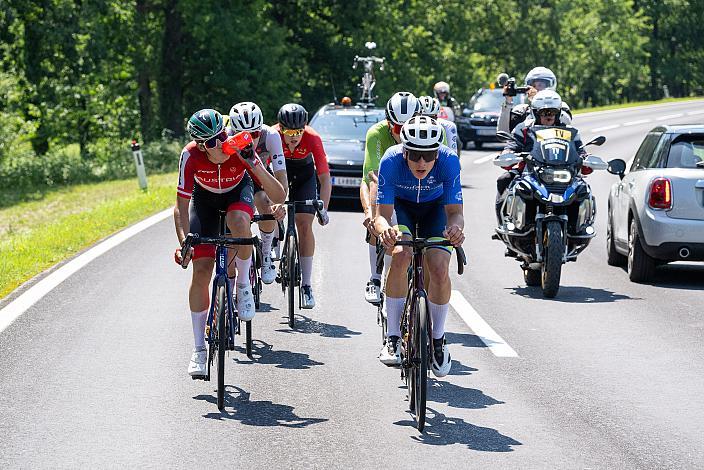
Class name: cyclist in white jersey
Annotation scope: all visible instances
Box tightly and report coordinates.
[418,95,459,155]
[228,102,288,284]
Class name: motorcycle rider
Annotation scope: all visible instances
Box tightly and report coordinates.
[433,81,460,122]
[497,67,572,134]
[495,90,588,229]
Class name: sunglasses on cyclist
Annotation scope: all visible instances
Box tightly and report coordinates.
[537,109,557,117]
[405,149,438,163]
[281,128,304,137]
[203,130,228,149]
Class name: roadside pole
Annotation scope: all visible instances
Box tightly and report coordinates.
[130,139,148,190]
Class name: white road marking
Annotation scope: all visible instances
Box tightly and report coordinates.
[0,208,172,334]
[687,110,704,116]
[449,290,518,357]
[623,119,652,126]
[474,154,496,165]
[591,124,620,132]
[656,113,683,121]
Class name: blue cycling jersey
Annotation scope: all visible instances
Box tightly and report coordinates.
[376,144,463,205]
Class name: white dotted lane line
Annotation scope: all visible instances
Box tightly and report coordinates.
[591,124,621,132]
[656,113,684,121]
[623,119,652,126]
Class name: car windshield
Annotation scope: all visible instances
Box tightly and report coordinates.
[667,135,704,169]
[473,91,504,111]
[310,110,385,141]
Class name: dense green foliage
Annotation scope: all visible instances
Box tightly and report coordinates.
[1,0,702,192]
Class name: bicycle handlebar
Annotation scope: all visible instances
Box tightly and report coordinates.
[284,199,324,212]
[252,214,276,223]
[180,233,256,269]
[393,239,467,275]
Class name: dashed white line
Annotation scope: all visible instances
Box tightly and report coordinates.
[623,119,652,126]
[449,290,518,357]
[591,124,620,132]
[656,113,683,121]
[0,208,172,334]
[474,154,496,165]
[687,110,704,116]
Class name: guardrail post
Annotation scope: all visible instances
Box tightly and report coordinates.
[130,139,148,190]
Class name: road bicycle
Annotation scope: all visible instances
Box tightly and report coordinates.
[393,238,465,432]
[353,41,384,104]
[276,199,324,328]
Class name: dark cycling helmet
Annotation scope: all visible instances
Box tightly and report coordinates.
[277,103,308,129]
[187,108,224,141]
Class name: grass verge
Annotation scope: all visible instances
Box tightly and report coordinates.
[0,173,177,300]
[573,96,702,115]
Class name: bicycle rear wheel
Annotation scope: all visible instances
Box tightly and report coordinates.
[250,242,262,310]
[412,295,429,431]
[216,284,227,411]
[286,234,297,328]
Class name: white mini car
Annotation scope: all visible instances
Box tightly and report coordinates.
[607,125,704,282]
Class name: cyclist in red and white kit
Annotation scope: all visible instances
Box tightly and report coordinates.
[271,103,331,309]
[228,102,288,284]
[174,108,285,377]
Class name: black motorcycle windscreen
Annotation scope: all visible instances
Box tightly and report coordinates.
[529,126,580,165]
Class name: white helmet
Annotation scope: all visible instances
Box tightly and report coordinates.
[229,102,263,132]
[418,96,441,116]
[385,92,420,125]
[400,116,444,151]
[433,81,450,95]
[524,67,557,91]
[531,90,562,115]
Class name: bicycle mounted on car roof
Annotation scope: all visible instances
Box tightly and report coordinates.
[353,41,385,105]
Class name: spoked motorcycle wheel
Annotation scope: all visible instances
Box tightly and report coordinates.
[541,220,564,298]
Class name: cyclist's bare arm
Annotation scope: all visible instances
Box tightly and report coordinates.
[174,196,190,245]
[374,203,399,250]
[248,158,286,204]
[443,203,465,246]
[318,172,332,209]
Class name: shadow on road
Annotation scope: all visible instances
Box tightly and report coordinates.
[394,408,521,452]
[428,379,504,410]
[234,340,324,369]
[275,314,362,339]
[506,285,635,303]
[631,263,704,291]
[196,386,328,426]
[446,331,490,350]
[255,302,279,313]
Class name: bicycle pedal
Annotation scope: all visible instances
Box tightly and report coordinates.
[491,233,500,240]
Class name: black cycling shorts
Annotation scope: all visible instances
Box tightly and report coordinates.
[188,175,255,259]
[286,155,318,215]
[394,196,450,253]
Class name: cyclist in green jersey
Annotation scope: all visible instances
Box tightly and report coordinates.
[360,92,420,304]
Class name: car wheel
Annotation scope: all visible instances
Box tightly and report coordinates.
[474,141,483,150]
[462,139,471,150]
[606,208,626,267]
[627,218,655,282]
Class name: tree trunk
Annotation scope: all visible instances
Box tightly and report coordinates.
[136,0,154,142]
[158,0,184,137]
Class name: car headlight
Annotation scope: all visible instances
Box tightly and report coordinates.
[539,168,572,184]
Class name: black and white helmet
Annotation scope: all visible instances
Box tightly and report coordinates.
[418,95,441,116]
[531,90,562,114]
[229,102,263,132]
[277,103,308,129]
[524,67,557,91]
[385,92,420,125]
[400,116,443,151]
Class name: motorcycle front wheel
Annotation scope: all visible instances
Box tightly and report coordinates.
[541,220,563,298]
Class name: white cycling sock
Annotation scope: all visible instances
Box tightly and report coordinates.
[385,296,405,338]
[428,300,449,339]
[382,254,392,287]
[235,255,252,287]
[300,256,313,286]
[369,244,381,281]
[191,309,208,350]
[260,229,275,259]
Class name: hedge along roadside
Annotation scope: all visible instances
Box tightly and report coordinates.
[0,172,178,299]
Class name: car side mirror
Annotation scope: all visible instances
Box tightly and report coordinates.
[496,130,512,142]
[607,158,627,179]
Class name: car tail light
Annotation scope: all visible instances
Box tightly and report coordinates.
[648,177,672,210]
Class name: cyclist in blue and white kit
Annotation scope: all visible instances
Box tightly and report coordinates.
[374,116,465,377]
[228,102,288,284]
[418,95,459,154]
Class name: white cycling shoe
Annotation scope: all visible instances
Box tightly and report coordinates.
[236,284,255,321]
[379,335,401,366]
[261,256,276,285]
[365,279,381,304]
[188,348,207,377]
[431,336,452,377]
[301,285,315,309]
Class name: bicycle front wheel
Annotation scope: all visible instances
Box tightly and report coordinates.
[286,234,297,328]
[412,295,429,431]
[216,284,227,411]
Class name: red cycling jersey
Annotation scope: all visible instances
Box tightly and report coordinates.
[177,141,250,199]
[272,124,330,175]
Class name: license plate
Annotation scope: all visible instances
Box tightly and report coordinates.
[332,176,362,188]
[476,128,496,136]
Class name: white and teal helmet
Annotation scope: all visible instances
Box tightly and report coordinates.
[187,108,224,141]
[418,95,441,116]
[229,102,263,132]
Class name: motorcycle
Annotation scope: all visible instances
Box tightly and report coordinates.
[493,126,625,298]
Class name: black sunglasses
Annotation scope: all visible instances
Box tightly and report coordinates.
[203,130,228,149]
[405,149,438,163]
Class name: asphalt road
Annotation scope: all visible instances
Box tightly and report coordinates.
[1,100,703,468]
